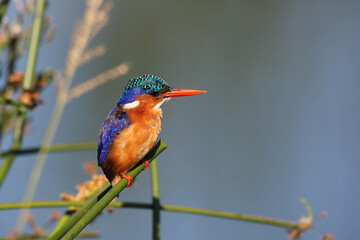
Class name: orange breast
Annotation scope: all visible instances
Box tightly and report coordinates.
[101,95,163,182]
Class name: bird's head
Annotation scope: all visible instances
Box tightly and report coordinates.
[118,74,206,110]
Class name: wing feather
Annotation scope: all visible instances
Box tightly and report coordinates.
[97,106,130,166]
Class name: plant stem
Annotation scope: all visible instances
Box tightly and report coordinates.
[13,0,47,232]
[299,197,313,220]
[47,186,111,240]
[0,200,153,210]
[0,0,9,24]
[0,97,26,108]
[150,159,161,240]
[161,205,298,229]
[61,173,137,239]
[59,140,167,240]
[47,140,167,240]
[22,0,46,90]
[0,107,17,143]
[0,231,100,240]
[0,201,298,230]
[50,209,76,234]
[0,141,97,157]
[17,0,106,232]
[0,107,27,187]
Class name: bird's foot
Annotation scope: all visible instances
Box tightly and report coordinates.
[120,173,133,187]
[142,159,149,170]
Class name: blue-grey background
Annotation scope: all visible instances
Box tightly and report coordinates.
[1,1,359,239]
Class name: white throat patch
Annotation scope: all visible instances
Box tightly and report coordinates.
[154,98,170,110]
[123,100,140,109]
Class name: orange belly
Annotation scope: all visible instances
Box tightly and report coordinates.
[101,112,162,182]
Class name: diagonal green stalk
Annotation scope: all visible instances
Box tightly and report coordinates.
[48,140,167,240]
[0,141,97,157]
[48,140,166,240]
[59,140,167,240]
[150,159,161,240]
[50,209,76,235]
[0,106,27,187]
[47,186,111,240]
[0,231,100,240]
[47,185,112,240]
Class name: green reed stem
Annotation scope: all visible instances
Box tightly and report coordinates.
[50,209,76,234]
[0,0,9,24]
[150,159,161,240]
[48,140,167,240]
[22,0,46,89]
[0,107,17,149]
[0,231,99,240]
[17,1,105,232]
[0,201,298,230]
[0,141,97,157]
[0,107,27,187]
[47,185,112,240]
[0,0,44,191]
[0,97,26,108]
[299,197,313,220]
[161,205,298,229]
[0,200,152,210]
[14,1,49,232]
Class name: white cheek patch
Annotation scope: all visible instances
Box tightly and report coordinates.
[154,98,171,110]
[123,100,140,109]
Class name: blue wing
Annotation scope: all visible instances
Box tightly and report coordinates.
[97,106,130,166]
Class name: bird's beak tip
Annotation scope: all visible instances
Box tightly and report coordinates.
[163,88,207,97]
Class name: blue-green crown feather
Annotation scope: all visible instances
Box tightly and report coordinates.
[118,74,168,104]
[124,74,168,92]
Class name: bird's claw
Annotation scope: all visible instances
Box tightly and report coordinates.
[120,173,133,187]
[142,159,149,170]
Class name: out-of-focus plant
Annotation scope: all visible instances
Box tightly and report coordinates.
[0,0,56,188]
[15,0,130,234]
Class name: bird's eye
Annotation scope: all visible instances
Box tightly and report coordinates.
[150,91,160,97]
[159,86,169,94]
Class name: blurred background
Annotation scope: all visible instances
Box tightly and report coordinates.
[1,0,359,239]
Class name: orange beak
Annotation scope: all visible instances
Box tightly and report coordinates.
[162,88,206,97]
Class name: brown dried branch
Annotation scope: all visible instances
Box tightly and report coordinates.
[78,45,106,65]
[67,62,130,102]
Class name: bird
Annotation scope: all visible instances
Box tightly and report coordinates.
[97,74,206,187]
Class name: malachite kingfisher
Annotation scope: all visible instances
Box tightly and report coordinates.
[97,74,206,187]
